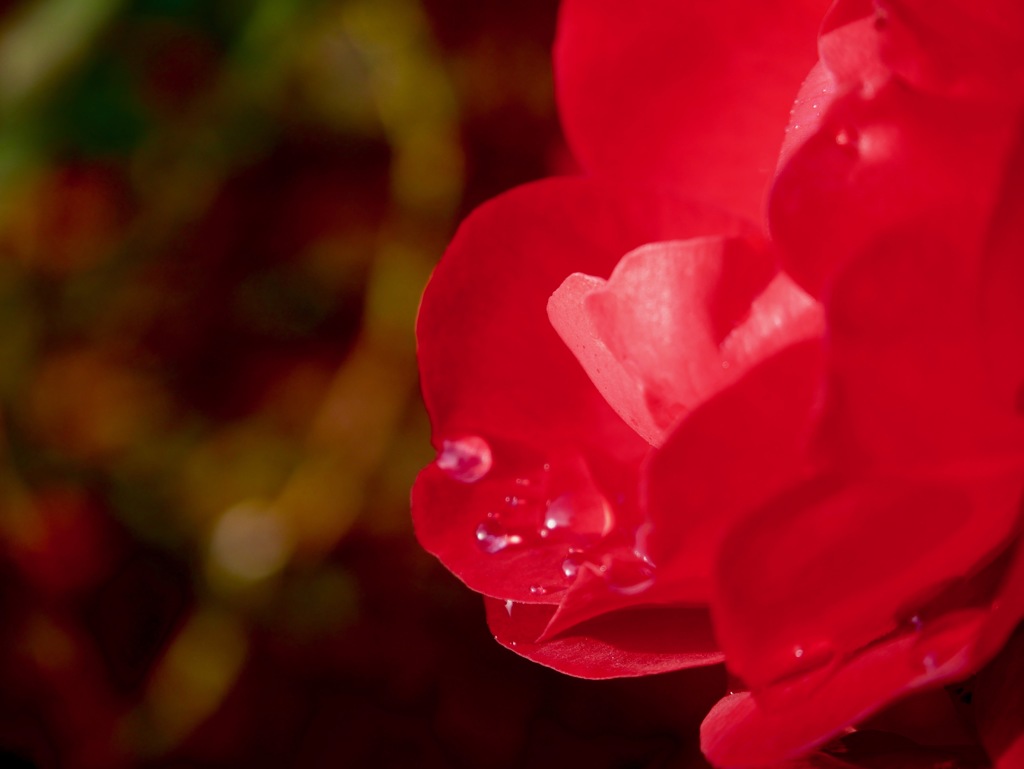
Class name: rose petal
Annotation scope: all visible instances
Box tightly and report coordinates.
[771,71,1017,298]
[642,340,825,602]
[975,627,1024,769]
[712,469,1022,697]
[415,178,751,603]
[873,0,1024,103]
[819,232,1022,468]
[702,611,992,767]
[555,0,831,222]
[485,597,722,680]
[549,238,822,446]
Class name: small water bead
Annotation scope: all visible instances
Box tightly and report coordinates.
[561,550,587,580]
[529,585,548,596]
[504,599,514,616]
[437,436,493,483]
[475,518,523,554]
[753,641,840,711]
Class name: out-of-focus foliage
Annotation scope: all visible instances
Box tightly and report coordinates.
[0,1,615,767]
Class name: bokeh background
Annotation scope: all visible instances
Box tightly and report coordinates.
[0,2,723,767]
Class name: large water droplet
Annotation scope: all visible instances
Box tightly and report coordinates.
[437,436,493,483]
[601,558,655,595]
[753,641,840,711]
[542,491,613,540]
[475,518,522,554]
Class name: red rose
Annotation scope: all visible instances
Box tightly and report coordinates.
[414,1,1024,767]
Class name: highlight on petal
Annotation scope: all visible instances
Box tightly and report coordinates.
[548,237,822,447]
[555,0,831,221]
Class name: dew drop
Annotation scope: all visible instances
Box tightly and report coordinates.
[603,559,655,595]
[504,599,514,616]
[437,436,493,483]
[475,519,522,554]
[561,550,586,580]
[529,585,548,596]
[542,491,613,539]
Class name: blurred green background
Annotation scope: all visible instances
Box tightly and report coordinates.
[0,2,723,767]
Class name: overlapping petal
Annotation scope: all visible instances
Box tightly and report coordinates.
[548,238,821,447]
[642,340,824,602]
[484,597,722,679]
[555,0,830,222]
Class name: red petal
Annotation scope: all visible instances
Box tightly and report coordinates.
[642,340,825,602]
[975,628,1024,769]
[555,0,830,222]
[982,127,1024,421]
[549,238,822,446]
[485,597,722,680]
[702,614,990,767]
[874,0,1024,103]
[712,471,1021,698]
[819,232,1021,468]
[415,178,750,603]
[771,73,1017,298]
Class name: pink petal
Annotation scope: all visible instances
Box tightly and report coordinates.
[485,596,722,680]
[555,0,831,222]
[549,238,822,446]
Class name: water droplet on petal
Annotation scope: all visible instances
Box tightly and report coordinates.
[475,519,522,554]
[504,599,514,616]
[561,550,586,580]
[542,491,613,540]
[529,585,548,596]
[437,436,492,483]
[603,558,655,595]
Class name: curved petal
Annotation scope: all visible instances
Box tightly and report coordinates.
[555,0,831,222]
[818,232,1022,468]
[771,69,1017,298]
[485,597,722,679]
[548,237,822,446]
[642,340,825,602]
[873,0,1024,104]
[712,470,1022,699]
[414,177,752,603]
[702,610,993,767]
